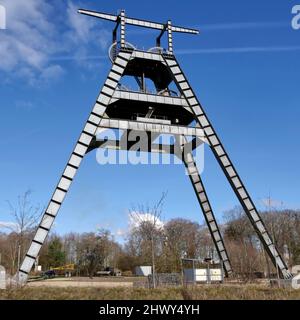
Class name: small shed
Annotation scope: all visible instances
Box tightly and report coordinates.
[135,266,152,277]
[0,265,6,289]
[292,274,300,290]
[184,268,223,284]
[291,265,300,275]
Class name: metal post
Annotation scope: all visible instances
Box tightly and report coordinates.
[220,258,224,283]
[156,26,166,48]
[271,224,281,287]
[167,20,173,54]
[113,26,117,44]
[207,262,211,284]
[180,258,184,286]
[142,72,145,92]
[120,10,126,48]
[151,236,156,288]
[17,244,21,286]
[192,259,195,285]
[268,195,281,286]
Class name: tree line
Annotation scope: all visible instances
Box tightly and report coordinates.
[0,192,300,279]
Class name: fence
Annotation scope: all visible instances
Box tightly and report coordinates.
[133,273,182,288]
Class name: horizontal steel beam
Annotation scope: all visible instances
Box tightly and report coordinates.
[112,90,188,107]
[130,50,166,63]
[89,131,203,153]
[97,119,207,140]
[90,139,175,154]
[78,9,199,34]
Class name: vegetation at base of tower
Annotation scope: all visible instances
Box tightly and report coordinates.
[223,206,300,279]
[46,236,66,269]
[1,285,300,300]
[128,192,167,287]
[0,191,42,274]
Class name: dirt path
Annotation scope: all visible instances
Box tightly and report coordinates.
[28,278,133,288]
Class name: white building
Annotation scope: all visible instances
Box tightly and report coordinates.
[135,266,152,277]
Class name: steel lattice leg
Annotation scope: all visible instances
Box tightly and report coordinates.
[16,51,133,284]
[179,138,232,276]
[164,55,291,279]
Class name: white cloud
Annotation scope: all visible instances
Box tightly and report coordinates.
[0,221,20,232]
[63,1,110,70]
[176,45,300,55]
[67,2,95,43]
[129,212,164,230]
[115,228,127,237]
[0,0,54,76]
[0,0,110,84]
[15,100,34,111]
[40,64,65,82]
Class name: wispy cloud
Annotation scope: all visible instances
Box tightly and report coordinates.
[115,228,127,237]
[129,212,164,230]
[0,221,20,232]
[48,54,107,62]
[118,21,288,35]
[176,45,300,55]
[0,1,294,83]
[15,100,35,111]
[199,21,287,31]
[47,45,300,63]
[0,0,110,85]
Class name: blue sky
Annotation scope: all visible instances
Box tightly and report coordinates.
[0,0,300,241]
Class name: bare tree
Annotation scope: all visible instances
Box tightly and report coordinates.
[75,229,118,278]
[223,206,261,280]
[163,218,203,272]
[129,192,167,288]
[5,190,42,274]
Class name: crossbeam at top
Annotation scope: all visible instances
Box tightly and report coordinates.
[78,8,199,35]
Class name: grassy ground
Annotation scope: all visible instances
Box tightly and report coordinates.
[1,285,300,300]
[28,276,143,282]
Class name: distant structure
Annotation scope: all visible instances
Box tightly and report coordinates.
[0,265,6,289]
[135,266,152,277]
[16,8,292,284]
[292,265,300,275]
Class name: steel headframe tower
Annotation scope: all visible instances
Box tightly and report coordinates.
[16,8,292,284]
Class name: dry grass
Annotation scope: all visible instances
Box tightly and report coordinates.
[1,285,300,300]
[180,285,300,300]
